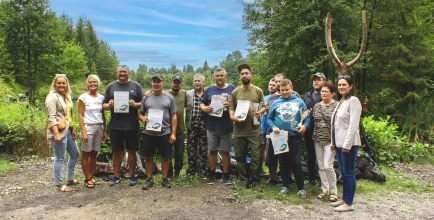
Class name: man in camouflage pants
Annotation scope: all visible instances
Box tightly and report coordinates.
[186,73,207,178]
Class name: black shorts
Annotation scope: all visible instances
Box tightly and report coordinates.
[142,133,172,158]
[265,138,279,167]
[109,129,139,152]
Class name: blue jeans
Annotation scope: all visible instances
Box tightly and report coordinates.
[51,129,80,185]
[335,146,359,206]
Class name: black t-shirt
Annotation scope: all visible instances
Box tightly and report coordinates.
[103,80,144,130]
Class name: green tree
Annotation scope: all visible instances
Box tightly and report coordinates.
[202,60,210,72]
[186,64,194,72]
[59,42,88,83]
[95,40,118,83]
[219,50,246,85]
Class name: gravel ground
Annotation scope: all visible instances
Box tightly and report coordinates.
[1,156,434,220]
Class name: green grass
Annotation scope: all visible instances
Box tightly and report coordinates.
[0,155,16,173]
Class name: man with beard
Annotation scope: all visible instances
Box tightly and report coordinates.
[103,65,144,187]
[200,68,236,185]
[186,73,208,178]
[166,75,187,179]
[139,74,177,190]
[229,64,265,191]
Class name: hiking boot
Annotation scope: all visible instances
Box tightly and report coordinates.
[142,178,154,190]
[306,180,317,187]
[128,176,137,186]
[278,187,289,195]
[207,172,215,185]
[161,178,172,188]
[298,190,307,199]
[252,182,263,192]
[266,178,278,186]
[109,176,121,186]
[223,174,233,185]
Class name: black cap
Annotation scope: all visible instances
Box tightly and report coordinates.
[172,75,183,82]
[152,74,164,81]
[237,64,251,73]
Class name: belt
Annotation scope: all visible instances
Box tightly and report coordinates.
[85,123,103,126]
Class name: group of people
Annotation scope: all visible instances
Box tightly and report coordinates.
[45,64,361,212]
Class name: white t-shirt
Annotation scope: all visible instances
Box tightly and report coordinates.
[78,93,104,124]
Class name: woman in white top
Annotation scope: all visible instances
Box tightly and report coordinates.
[78,74,107,188]
[330,75,362,212]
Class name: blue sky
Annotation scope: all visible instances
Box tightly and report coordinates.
[49,0,253,72]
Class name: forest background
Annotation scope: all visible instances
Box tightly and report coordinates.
[0,0,433,165]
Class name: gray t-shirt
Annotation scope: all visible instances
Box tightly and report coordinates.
[103,80,144,130]
[140,93,177,136]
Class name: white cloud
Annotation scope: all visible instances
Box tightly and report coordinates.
[95,27,177,38]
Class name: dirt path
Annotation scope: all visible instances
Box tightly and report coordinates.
[1,157,434,220]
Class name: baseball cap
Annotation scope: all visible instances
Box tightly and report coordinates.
[310,72,326,81]
[152,74,164,81]
[172,75,183,82]
[117,65,130,72]
[237,64,252,73]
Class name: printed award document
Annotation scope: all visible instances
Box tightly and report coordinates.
[114,91,129,113]
[209,96,225,117]
[270,130,289,155]
[234,100,250,121]
[146,109,164,132]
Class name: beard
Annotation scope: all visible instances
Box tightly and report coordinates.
[171,87,180,92]
[242,78,251,85]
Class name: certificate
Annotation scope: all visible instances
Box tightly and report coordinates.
[234,100,250,121]
[269,130,289,155]
[146,109,164,132]
[209,96,225,117]
[114,91,129,113]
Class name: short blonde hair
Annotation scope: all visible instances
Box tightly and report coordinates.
[87,74,101,90]
[280,79,293,87]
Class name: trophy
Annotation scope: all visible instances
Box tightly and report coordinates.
[250,102,261,125]
[295,107,311,131]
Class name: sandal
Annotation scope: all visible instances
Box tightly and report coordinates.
[317,192,328,199]
[66,179,81,186]
[329,194,338,202]
[90,177,100,185]
[57,185,73,192]
[85,179,95,188]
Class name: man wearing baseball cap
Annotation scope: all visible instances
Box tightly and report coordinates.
[102,65,144,187]
[230,64,266,191]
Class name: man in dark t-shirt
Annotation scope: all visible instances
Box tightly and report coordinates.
[103,65,144,187]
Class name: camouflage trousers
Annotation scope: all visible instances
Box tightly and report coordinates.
[187,117,208,175]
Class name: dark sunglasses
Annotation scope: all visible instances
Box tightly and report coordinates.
[338,75,351,79]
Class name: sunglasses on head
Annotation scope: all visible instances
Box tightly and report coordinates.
[338,75,351,79]
[55,74,66,77]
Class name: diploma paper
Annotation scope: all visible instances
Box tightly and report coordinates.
[114,91,129,113]
[234,100,250,121]
[270,130,289,155]
[209,96,225,117]
[146,109,164,132]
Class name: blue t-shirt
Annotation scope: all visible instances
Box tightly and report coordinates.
[266,94,310,137]
[261,94,270,133]
[201,84,236,132]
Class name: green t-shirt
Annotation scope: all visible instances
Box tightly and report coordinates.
[167,90,186,134]
[229,85,265,137]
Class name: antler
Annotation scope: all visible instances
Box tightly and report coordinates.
[326,10,367,75]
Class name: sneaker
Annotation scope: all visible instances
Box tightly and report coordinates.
[298,190,307,199]
[207,172,215,185]
[252,182,263,192]
[202,173,208,180]
[306,181,317,187]
[109,176,121,186]
[128,176,137,186]
[278,187,289,195]
[223,174,233,185]
[142,178,154,190]
[161,178,172,188]
[266,178,278,186]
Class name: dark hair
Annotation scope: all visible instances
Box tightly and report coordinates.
[337,76,356,100]
[322,81,335,94]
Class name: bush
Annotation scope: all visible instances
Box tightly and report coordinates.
[0,103,51,156]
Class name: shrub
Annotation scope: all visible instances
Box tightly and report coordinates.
[0,103,51,156]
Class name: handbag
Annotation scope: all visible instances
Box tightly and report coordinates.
[47,95,68,131]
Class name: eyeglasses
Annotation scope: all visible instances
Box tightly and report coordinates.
[338,75,351,79]
[55,74,66,77]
